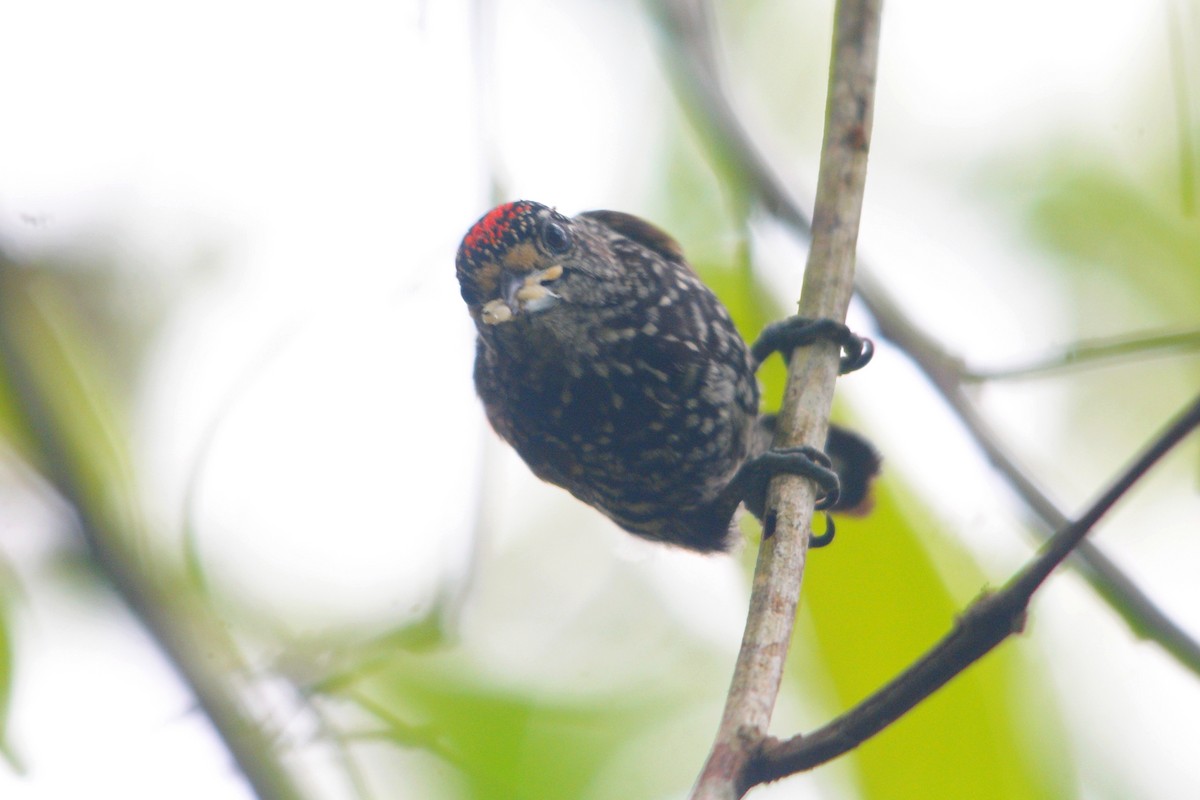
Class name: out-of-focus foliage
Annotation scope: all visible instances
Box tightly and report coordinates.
[799,485,1071,799]
[982,130,1200,489]
[304,538,740,799]
[0,258,145,773]
[0,267,136,519]
[1021,155,1200,322]
[349,659,683,800]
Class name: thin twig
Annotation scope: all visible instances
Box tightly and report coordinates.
[646,0,1200,678]
[858,270,1200,672]
[675,1,882,798]
[960,327,1200,382]
[749,391,1200,784]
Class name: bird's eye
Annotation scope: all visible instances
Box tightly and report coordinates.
[540,221,572,254]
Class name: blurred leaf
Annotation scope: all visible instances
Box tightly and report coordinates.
[1025,163,1200,323]
[656,116,750,245]
[0,265,137,523]
[306,531,741,799]
[792,479,1072,799]
[988,139,1200,489]
[0,258,148,775]
[0,259,142,772]
[346,655,697,800]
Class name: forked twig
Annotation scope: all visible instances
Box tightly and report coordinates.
[749,392,1200,785]
[645,0,1200,792]
[681,1,882,797]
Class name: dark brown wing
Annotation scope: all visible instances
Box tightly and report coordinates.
[578,210,687,264]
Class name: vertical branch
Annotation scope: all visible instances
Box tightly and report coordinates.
[689,2,882,798]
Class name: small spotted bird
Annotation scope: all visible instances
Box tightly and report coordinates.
[456,201,877,552]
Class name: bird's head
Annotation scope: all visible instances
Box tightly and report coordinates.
[455,201,578,327]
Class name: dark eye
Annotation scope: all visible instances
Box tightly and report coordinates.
[540,221,572,254]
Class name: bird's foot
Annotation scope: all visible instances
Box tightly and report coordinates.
[734,445,841,548]
[751,317,874,375]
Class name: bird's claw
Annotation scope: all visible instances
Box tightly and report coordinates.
[809,514,836,548]
[743,445,842,510]
[737,445,842,549]
[751,317,874,375]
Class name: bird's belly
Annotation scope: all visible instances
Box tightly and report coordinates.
[485,359,752,518]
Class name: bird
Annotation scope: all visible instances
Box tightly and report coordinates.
[456,200,877,552]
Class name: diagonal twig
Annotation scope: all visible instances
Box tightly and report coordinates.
[0,259,312,800]
[749,391,1200,785]
[859,273,1200,672]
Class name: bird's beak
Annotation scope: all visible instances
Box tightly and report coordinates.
[481,265,563,326]
[516,264,563,313]
[501,271,527,309]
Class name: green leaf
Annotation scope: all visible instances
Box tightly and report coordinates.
[1024,163,1200,323]
[342,653,703,800]
[792,479,1072,799]
[0,267,137,525]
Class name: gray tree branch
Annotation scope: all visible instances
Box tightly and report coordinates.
[675,1,882,797]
